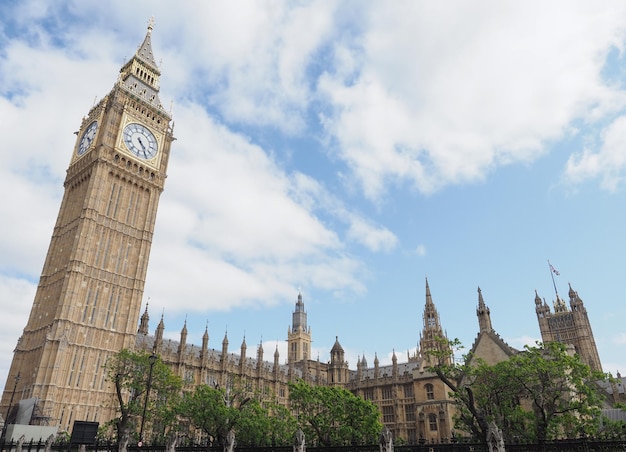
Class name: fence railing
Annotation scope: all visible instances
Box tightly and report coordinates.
[2,438,626,452]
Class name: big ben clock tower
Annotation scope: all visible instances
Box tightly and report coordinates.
[0,21,174,430]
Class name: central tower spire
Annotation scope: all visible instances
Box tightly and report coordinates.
[288,291,311,363]
[420,278,451,366]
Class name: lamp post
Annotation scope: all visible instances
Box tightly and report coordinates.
[138,353,157,446]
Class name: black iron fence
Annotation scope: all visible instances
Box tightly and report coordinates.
[2,438,626,452]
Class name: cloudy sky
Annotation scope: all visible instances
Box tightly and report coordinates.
[2,1,626,390]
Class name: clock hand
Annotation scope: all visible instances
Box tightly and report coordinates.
[136,137,149,157]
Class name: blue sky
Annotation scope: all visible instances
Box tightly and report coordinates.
[2,1,626,391]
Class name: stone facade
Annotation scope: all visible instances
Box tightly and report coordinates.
[535,284,603,372]
[134,280,459,444]
[0,23,174,430]
[0,21,607,446]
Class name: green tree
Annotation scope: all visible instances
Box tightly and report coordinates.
[179,383,298,447]
[233,399,272,446]
[468,358,534,442]
[423,337,490,442]
[288,380,382,446]
[178,384,238,447]
[236,398,299,446]
[426,338,609,443]
[483,341,607,442]
[265,403,300,446]
[104,349,182,448]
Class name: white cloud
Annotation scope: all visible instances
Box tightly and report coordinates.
[415,245,427,257]
[565,115,626,190]
[318,2,626,200]
[0,276,36,383]
[345,216,397,252]
[142,103,369,314]
[3,0,626,389]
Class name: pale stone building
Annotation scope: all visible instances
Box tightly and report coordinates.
[535,284,603,372]
[133,279,461,444]
[0,22,175,430]
[0,21,607,446]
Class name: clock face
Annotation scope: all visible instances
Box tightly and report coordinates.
[123,123,158,159]
[77,121,98,155]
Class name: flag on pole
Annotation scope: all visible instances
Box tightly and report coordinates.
[549,263,560,276]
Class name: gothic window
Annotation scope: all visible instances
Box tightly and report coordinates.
[67,352,78,386]
[75,351,86,387]
[404,384,414,398]
[382,405,395,423]
[92,354,101,388]
[382,386,393,399]
[405,404,416,422]
[363,388,374,400]
[425,383,434,400]
[82,287,93,322]
[428,413,438,431]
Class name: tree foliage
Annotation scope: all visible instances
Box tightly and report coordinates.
[178,381,297,447]
[236,399,298,446]
[473,341,607,442]
[423,337,491,442]
[426,338,610,443]
[178,384,241,447]
[288,380,382,446]
[104,349,182,445]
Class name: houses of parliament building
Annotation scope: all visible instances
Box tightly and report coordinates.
[0,23,609,444]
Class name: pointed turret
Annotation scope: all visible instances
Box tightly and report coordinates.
[117,19,167,112]
[392,349,398,378]
[178,320,188,355]
[374,353,380,379]
[273,344,280,373]
[420,278,451,365]
[221,331,229,369]
[240,335,247,368]
[135,18,159,70]
[138,302,150,335]
[568,283,584,311]
[202,324,209,350]
[200,324,209,361]
[476,286,493,333]
[288,291,311,363]
[330,336,344,362]
[293,292,307,332]
[154,314,165,353]
[257,341,264,370]
[329,336,347,385]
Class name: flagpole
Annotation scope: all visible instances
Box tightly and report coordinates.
[548,260,558,298]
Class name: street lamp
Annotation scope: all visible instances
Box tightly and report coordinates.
[138,353,157,446]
